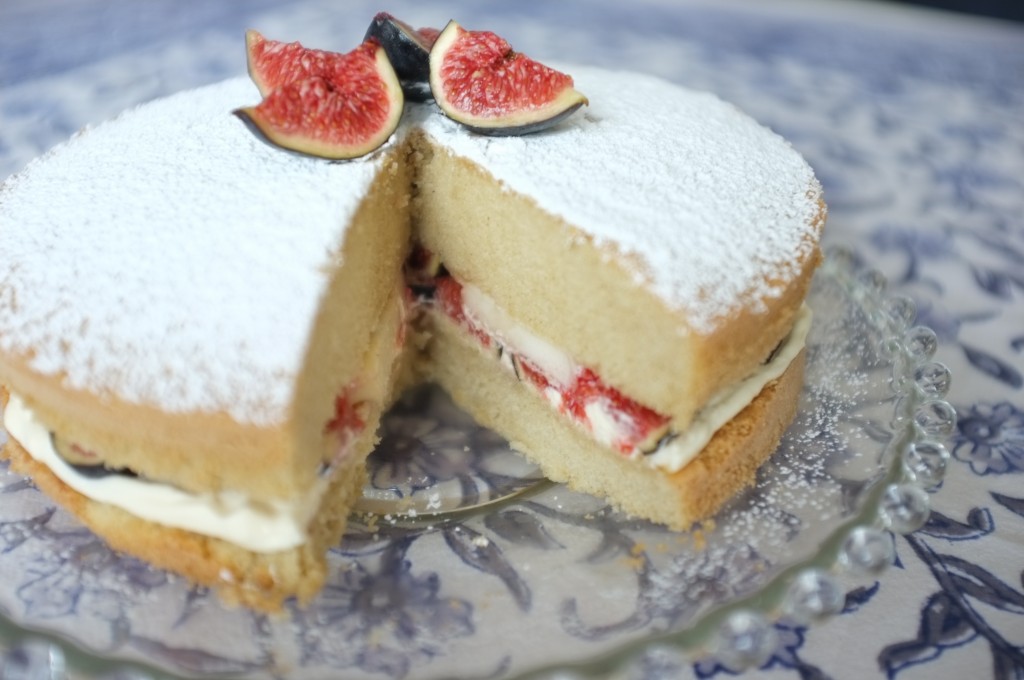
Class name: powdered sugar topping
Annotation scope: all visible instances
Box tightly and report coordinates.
[0,68,822,423]
[418,66,823,332]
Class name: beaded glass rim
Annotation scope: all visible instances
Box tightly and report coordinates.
[0,246,955,679]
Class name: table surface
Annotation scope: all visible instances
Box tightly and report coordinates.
[1,1,1023,678]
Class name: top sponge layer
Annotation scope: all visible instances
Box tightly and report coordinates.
[0,68,822,426]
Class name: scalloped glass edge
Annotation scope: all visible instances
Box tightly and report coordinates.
[0,246,956,680]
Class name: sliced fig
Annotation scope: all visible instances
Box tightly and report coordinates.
[236,38,404,160]
[363,12,439,102]
[428,20,588,136]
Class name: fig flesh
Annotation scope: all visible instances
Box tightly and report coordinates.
[363,12,439,102]
[428,20,588,136]
[245,30,347,97]
[236,37,404,160]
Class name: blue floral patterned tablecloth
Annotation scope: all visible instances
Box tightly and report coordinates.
[1,1,1023,678]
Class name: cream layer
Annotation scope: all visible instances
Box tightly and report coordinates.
[3,393,325,553]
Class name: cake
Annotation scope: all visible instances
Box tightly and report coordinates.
[0,34,825,610]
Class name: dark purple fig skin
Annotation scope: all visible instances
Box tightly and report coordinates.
[458,101,588,137]
[364,12,434,102]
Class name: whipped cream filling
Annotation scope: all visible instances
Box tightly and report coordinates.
[461,283,577,387]
[3,394,325,553]
[455,283,811,473]
[646,305,811,472]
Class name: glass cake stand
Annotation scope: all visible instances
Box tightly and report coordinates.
[0,248,956,679]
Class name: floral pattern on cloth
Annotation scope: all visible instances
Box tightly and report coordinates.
[1,0,1023,679]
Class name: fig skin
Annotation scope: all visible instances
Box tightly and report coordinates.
[453,103,587,137]
[429,20,588,136]
[363,12,437,102]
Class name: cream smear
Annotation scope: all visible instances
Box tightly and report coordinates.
[456,283,811,473]
[3,394,323,553]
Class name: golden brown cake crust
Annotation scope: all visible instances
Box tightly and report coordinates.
[0,259,409,613]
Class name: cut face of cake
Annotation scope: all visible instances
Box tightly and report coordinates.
[0,64,824,610]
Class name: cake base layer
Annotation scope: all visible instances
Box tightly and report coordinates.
[425,311,806,530]
[0,280,412,612]
[1,387,368,611]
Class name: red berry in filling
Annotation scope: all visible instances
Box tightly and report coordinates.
[324,389,367,438]
[433,274,670,455]
[435,276,492,348]
[565,368,670,452]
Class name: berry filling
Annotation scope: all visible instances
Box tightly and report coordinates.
[427,268,671,455]
[435,276,494,350]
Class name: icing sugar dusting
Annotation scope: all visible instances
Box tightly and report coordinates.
[0,78,384,425]
[418,66,823,332]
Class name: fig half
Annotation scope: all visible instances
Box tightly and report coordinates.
[236,37,404,160]
[428,20,588,136]
[363,12,439,102]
